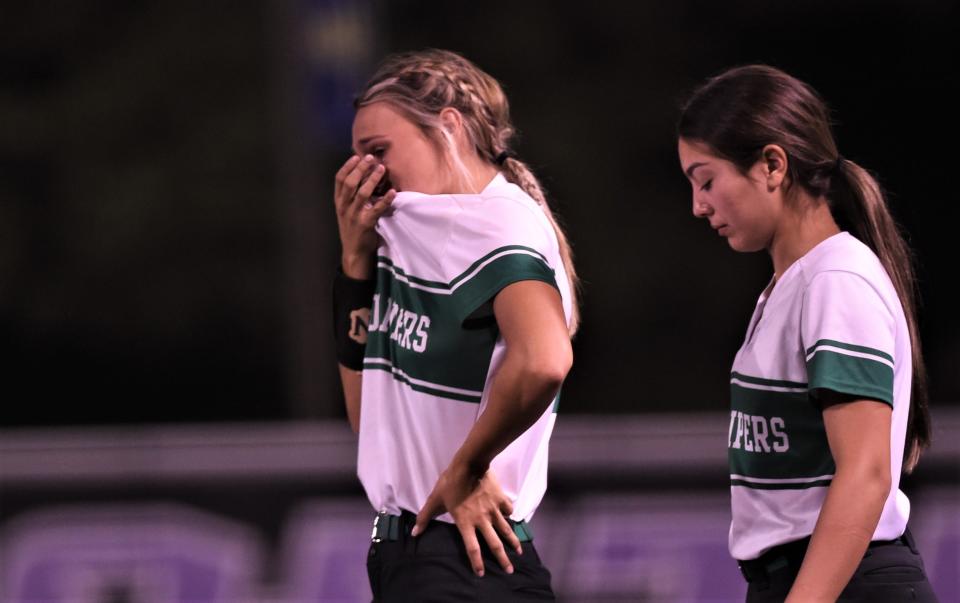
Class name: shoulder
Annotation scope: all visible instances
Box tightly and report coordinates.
[448,177,557,259]
[797,232,893,296]
[796,237,901,357]
[795,233,905,340]
[798,232,900,312]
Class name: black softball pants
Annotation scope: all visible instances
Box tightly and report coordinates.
[739,528,939,602]
[366,510,555,602]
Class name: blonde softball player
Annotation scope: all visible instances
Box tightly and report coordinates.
[332,49,577,601]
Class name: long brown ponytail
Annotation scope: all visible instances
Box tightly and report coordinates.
[832,159,930,470]
[678,65,930,471]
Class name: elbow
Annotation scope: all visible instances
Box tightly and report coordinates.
[837,459,891,504]
[532,365,569,394]
[874,469,892,498]
[523,342,573,393]
[866,472,892,512]
[864,458,893,496]
[864,471,892,505]
[553,344,574,385]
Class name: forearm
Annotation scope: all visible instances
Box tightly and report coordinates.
[787,469,890,602]
[334,252,375,435]
[450,350,567,476]
[332,153,390,433]
[339,364,362,433]
[342,252,375,280]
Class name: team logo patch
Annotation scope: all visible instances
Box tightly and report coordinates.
[349,307,371,344]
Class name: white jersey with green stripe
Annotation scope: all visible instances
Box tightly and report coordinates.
[729,231,911,560]
[357,173,573,524]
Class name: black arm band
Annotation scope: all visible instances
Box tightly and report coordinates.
[333,267,376,370]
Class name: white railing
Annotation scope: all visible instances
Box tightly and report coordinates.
[1,410,956,486]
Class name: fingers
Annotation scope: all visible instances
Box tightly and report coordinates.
[489,475,520,553]
[356,163,387,202]
[458,523,486,577]
[335,154,376,213]
[333,155,362,211]
[364,189,395,222]
[479,521,514,575]
[493,510,522,554]
[334,155,361,188]
[499,497,514,519]
[412,492,442,538]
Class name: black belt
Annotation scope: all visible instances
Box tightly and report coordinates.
[738,531,912,584]
[371,510,534,543]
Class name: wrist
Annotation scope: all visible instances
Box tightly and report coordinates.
[450,453,490,480]
[332,266,376,370]
[341,253,375,280]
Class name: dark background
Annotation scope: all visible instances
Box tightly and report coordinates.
[2,0,956,426]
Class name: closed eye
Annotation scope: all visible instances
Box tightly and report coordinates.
[700,179,712,192]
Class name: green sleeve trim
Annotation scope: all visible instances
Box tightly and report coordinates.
[806,350,894,407]
[449,245,551,288]
[451,252,558,323]
[805,339,893,363]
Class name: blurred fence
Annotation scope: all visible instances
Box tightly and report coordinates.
[2,411,957,602]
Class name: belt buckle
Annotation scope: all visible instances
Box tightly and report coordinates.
[371,510,387,543]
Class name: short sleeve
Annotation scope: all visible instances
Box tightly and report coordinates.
[800,271,896,406]
[442,197,559,324]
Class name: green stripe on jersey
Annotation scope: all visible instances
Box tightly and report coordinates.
[366,247,557,403]
[376,256,450,289]
[729,382,836,481]
[730,477,832,490]
[805,339,893,363]
[730,372,807,390]
[362,361,483,403]
[376,245,551,293]
[806,350,894,407]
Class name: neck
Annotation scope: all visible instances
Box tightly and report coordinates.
[450,151,499,194]
[769,193,841,279]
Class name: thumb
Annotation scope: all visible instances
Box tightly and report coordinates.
[361,190,395,230]
[369,189,396,219]
[412,492,442,537]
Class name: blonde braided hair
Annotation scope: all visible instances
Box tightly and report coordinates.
[356,49,580,335]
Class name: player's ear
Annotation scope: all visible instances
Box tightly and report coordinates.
[439,107,463,136]
[759,144,788,190]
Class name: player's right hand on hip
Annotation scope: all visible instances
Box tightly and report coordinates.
[413,467,522,577]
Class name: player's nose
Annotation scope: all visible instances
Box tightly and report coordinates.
[692,195,712,218]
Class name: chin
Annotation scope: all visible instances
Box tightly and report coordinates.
[727,237,765,253]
